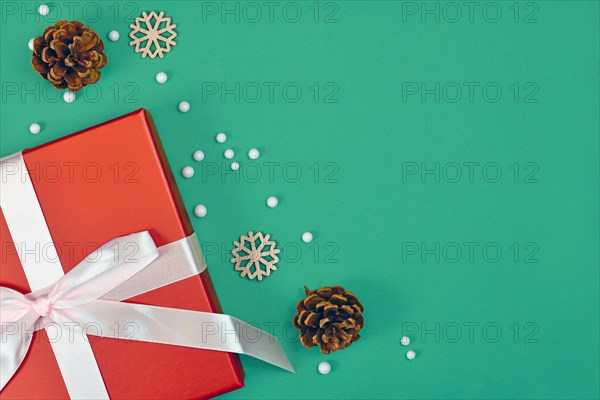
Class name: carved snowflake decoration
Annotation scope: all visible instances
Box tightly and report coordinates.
[231,231,281,281]
[129,11,177,59]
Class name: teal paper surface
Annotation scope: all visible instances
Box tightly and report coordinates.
[1,1,598,398]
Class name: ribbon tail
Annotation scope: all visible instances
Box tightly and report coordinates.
[0,314,36,391]
[228,315,295,373]
[64,300,295,373]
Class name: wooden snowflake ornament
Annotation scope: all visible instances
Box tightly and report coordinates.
[129,11,177,59]
[231,231,281,281]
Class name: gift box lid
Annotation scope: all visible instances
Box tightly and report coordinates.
[0,109,245,399]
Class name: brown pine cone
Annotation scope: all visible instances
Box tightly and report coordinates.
[31,20,107,92]
[293,285,364,354]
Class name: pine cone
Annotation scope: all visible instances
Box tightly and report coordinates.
[31,20,107,92]
[293,285,364,354]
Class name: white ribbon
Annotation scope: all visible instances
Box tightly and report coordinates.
[1,152,110,399]
[0,153,294,399]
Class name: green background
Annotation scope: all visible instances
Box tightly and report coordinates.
[1,1,598,399]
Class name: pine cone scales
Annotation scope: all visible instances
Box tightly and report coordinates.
[293,286,364,354]
[32,20,107,92]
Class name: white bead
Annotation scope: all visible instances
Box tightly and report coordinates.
[401,336,410,346]
[108,30,120,42]
[29,123,41,135]
[224,149,234,159]
[181,166,194,178]
[406,350,416,360]
[248,148,260,160]
[38,4,49,16]
[266,196,278,208]
[193,150,204,161]
[178,101,190,113]
[302,232,313,243]
[155,72,168,84]
[216,132,227,143]
[230,162,240,171]
[194,204,207,218]
[28,38,34,51]
[63,91,76,103]
[318,362,331,375]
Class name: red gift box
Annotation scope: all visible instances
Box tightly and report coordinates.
[0,109,245,399]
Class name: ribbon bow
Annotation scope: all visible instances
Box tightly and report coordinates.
[1,232,294,395]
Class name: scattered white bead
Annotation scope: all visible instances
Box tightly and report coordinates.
[230,162,240,171]
[318,361,331,375]
[28,38,34,51]
[193,150,205,162]
[178,101,190,113]
[181,166,194,178]
[224,149,234,159]
[401,336,411,346]
[155,72,168,84]
[194,204,207,218]
[266,196,278,208]
[63,91,76,103]
[29,123,41,135]
[302,232,313,243]
[406,350,416,360]
[248,148,260,160]
[216,132,227,143]
[108,30,120,42]
[38,4,49,16]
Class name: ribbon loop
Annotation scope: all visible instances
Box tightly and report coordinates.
[0,288,34,325]
[49,231,160,309]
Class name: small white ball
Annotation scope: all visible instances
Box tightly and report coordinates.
[401,336,411,346]
[178,101,190,113]
[108,30,120,42]
[216,132,227,143]
[318,361,331,375]
[28,38,34,51]
[193,150,204,161]
[302,232,313,243]
[63,91,76,103]
[224,149,234,159]
[38,4,49,16]
[248,148,260,160]
[29,123,41,135]
[182,166,195,178]
[266,196,278,208]
[406,350,416,360]
[156,72,168,84]
[230,162,240,171]
[194,204,207,218]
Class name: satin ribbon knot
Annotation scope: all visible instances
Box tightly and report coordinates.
[31,294,52,318]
